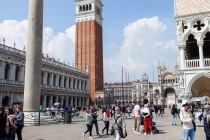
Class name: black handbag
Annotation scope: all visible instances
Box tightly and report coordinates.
[192,121,196,132]
[118,124,127,138]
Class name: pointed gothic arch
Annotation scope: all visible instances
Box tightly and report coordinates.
[185,34,199,60]
[203,32,210,58]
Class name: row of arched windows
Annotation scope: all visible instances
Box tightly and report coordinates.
[162,79,176,84]
[79,4,92,12]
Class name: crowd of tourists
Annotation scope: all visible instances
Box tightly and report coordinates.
[169,102,210,140]
[0,105,24,140]
[82,100,210,140]
[1,100,210,140]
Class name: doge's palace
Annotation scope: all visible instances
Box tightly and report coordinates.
[0,42,89,107]
[175,0,210,104]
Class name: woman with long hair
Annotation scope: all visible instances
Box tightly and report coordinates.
[142,99,153,135]
[14,106,24,140]
[6,108,17,140]
[83,108,93,139]
[102,107,110,135]
[0,107,7,140]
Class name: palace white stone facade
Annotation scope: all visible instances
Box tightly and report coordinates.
[0,43,89,107]
[175,0,210,104]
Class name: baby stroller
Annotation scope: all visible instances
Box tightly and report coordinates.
[141,118,159,134]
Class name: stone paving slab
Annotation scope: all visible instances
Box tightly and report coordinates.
[21,109,205,140]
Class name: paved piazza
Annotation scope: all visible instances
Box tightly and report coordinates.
[22,109,205,140]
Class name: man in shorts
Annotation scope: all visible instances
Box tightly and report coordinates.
[133,101,141,134]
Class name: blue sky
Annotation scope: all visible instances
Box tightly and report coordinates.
[0,0,178,83]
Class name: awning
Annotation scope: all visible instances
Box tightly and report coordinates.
[190,97,208,102]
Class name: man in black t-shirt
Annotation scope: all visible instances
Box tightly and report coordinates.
[91,104,101,136]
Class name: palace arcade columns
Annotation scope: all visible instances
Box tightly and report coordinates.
[198,42,204,68]
[70,97,73,106]
[179,45,186,69]
[42,94,47,107]
[49,95,53,107]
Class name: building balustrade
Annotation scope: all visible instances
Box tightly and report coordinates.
[185,59,200,68]
[0,44,26,56]
[0,79,24,85]
[185,58,210,68]
[204,58,210,67]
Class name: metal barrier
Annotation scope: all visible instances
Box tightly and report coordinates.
[24,110,85,126]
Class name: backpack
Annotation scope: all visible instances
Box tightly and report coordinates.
[132,109,135,118]
[171,110,175,115]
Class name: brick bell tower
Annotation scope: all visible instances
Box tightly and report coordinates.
[75,0,104,103]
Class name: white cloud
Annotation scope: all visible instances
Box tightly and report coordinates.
[0,20,75,66]
[104,16,178,82]
[0,17,178,83]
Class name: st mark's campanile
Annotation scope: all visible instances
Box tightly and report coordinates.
[75,0,104,103]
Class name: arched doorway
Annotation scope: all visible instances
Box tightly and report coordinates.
[2,96,9,106]
[191,76,210,97]
[164,88,176,105]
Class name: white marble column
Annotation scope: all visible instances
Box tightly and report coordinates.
[86,97,89,106]
[61,76,64,87]
[42,94,47,107]
[43,71,47,85]
[49,95,53,107]
[179,46,185,69]
[10,93,14,106]
[56,75,59,87]
[0,61,5,79]
[65,96,69,106]
[23,0,43,112]
[66,77,69,88]
[198,42,204,67]
[83,81,85,90]
[10,64,15,81]
[75,79,78,90]
[20,66,25,82]
[50,73,53,86]
[78,80,81,90]
[70,78,73,89]
[0,92,2,107]
[71,97,73,106]
[86,81,89,90]
[55,96,59,103]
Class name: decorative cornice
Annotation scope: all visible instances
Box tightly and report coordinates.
[175,11,210,22]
